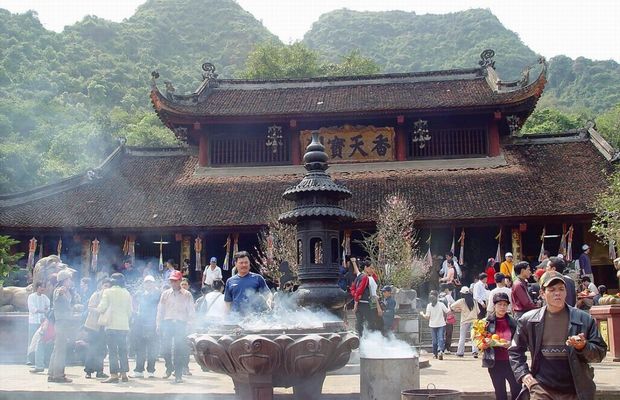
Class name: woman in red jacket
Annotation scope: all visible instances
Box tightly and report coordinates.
[485,258,497,290]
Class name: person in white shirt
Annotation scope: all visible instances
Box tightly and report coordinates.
[202,257,222,290]
[27,282,50,364]
[203,280,226,322]
[487,273,512,315]
[420,292,448,360]
[439,251,462,279]
[450,286,480,358]
[472,272,489,315]
[580,276,599,296]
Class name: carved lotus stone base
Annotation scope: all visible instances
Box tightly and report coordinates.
[189,331,359,400]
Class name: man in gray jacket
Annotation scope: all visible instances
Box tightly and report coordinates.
[509,271,606,400]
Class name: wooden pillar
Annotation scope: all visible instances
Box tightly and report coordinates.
[396,115,407,161]
[290,119,301,165]
[199,133,209,167]
[488,120,500,157]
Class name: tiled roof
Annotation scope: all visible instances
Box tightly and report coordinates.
[151,65,546,120]
[0,138,610,230]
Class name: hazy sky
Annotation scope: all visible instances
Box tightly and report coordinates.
[0,0,618,62]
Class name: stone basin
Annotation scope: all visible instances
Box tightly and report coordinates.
[188,321,359,400]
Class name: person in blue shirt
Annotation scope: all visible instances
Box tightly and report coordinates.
[380,285,397,335]
[224,251,272,316]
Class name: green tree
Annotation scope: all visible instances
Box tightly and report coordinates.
[521,108,585,134]
[240,43,381,79]
[119,113,180,147]
[596,103,620,148]
[0,236,24,286]
[320,50,380,76]
[591,169,620,252]
[239,42,323,79]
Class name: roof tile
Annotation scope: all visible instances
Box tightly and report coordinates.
[0,141,608,229]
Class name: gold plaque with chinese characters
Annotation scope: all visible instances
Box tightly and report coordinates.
[300,125,395,163]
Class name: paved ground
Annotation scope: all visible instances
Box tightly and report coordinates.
[0,352,619,399]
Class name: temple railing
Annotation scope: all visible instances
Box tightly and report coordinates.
[210,135,291,166]
[409,127,488,159]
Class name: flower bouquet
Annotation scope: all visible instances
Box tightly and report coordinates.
[471,319,509,351]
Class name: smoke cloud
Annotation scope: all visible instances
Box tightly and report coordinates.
[359,330,417,359]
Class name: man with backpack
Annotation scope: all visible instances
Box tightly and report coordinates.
[351,259,381,336]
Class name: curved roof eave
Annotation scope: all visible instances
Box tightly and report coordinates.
[150,62,547,123]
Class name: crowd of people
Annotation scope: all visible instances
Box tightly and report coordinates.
[24,245,609,399]
[26,251,273,384]
[427,247,608,400]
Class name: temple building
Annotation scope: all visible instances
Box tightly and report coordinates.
[1,51,618,288]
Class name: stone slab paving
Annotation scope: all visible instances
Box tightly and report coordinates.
[0,354,619,400]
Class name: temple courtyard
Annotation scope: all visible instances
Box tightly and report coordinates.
[1,353,619,400]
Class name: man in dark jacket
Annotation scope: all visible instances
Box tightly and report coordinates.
[509,271,606,400]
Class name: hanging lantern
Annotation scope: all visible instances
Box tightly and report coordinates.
[266,125,283,153]
[411,119,431,148]
[506,115,521,136]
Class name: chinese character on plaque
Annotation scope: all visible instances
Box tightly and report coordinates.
[300,125,395,163]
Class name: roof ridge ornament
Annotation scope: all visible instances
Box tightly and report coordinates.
[150,70,160,89]
[506,115,522,136]
[164,81,176,99]
[202,62,219,88]
[479,49,496,70]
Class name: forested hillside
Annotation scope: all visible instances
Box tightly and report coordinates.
[303,8,620,113]
[0,0,276,192]
[1,1,618,193]
[303,9,537,80]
